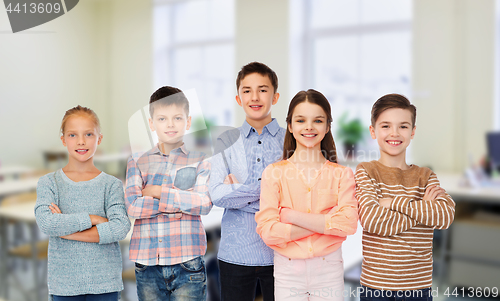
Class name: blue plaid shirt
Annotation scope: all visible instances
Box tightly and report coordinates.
[209,119,285,266]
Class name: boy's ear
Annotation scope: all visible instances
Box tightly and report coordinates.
[60,135,66,147]
[186,116,192,131]
[148,118,156,132]
[272,92,280,105]
[369,125,376,139]
[235,95,243,107]
[411,126,416,139]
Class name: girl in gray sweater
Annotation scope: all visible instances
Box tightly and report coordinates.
[35,105,131,301]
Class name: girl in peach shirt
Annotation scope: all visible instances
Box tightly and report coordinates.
[255,89,358,301]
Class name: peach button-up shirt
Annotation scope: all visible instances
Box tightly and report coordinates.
[255,160,358,259]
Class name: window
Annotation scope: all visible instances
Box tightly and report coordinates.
[496,0,500,129]
[153,0,235,127]
[290,0,412,159]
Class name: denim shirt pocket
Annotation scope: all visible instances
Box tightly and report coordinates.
[174,166,197,190]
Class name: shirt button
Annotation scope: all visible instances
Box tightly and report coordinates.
[258,178,261,181]
[307,209,311,213]
[247,202,251,205]
[164,179,167,181]
[252,129,255,132]
[258,141,262,144]
[308,188,311,192]
[159,239,162,242]
[257,158,261,162]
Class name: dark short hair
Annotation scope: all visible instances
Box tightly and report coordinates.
[371,94,416,127]
[149,86,189,117]
[236,62,278,93]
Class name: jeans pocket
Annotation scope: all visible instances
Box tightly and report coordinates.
[180,256,205,273]
[135,262,148,272]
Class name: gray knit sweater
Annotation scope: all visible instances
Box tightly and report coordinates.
[35,169,131,296]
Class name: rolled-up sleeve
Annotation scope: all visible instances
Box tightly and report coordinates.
[324,167,358,236]
[255,165,292,248]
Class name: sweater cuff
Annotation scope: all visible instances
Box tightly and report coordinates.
[78,213,92,232]
[96,222,111,245]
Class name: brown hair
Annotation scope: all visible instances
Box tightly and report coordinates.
[60,105,101,135]
[236,62,278,93]
[282,89,337,163]
[149,86,189,117]
[371,94,417,127]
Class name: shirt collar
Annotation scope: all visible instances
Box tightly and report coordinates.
[242,118,280,138]
[151,143,188,156]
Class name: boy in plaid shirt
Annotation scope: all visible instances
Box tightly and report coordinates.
[125,86,212,301]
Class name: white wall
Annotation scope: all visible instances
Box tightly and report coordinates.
[0,0,104,167]
[234,0,289,128]
[412,0,496,172]
[1,0,498,173]
[0,0,152,168]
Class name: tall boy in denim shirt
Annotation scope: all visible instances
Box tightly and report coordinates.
[210,62,285,301]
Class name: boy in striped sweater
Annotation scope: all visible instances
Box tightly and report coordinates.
[355,94,455,300]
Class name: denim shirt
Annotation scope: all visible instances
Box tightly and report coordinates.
[209,119,285,266]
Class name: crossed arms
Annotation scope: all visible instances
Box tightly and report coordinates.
[124,156,212,219]
[355,166,456,237]
[35,176,131,244]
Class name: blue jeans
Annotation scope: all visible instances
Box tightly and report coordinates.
[52,292,119,301]
[135,256,207,301]
[360,286,432,301]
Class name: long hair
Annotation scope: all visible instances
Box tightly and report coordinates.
[282,89,337,163]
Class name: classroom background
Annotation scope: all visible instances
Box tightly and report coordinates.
[1,0,500,301]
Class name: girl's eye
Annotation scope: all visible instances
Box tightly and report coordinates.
[86,133,93,137]
[69,134,75,137]
[159,118,165,121]
[175,117,182,121]
[296,120,304,123]
[382,125,389,128]
[315,120,323,123]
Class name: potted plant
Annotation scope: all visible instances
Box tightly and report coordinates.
[336,113,366,158]
[193,117,215,147]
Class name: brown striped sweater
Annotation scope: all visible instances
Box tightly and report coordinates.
[355,161,455,291]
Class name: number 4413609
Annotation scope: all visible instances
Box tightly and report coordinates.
[444,287,498,298]
[5,2,62,14]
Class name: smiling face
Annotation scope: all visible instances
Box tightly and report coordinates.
[236,72,279,126]
[288,101,329,152]
[149,104,191,150]
[60,115,102,164]
[370,108,416,161]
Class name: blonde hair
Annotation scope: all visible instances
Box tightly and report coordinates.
[60,105,101,135]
